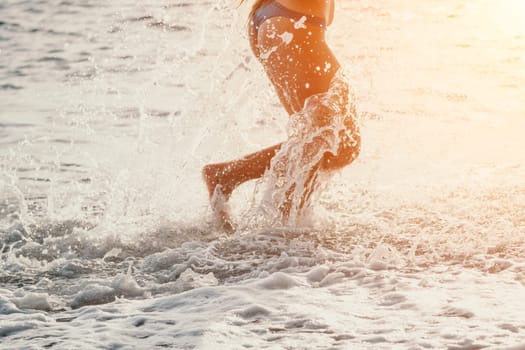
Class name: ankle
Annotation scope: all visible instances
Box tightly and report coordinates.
[203,164,233,199]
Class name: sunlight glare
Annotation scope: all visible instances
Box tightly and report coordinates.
[491,0,525,36]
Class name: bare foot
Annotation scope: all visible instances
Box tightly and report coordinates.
[202,164,234,199]
[210,186,236,233]
[203,164,236,233]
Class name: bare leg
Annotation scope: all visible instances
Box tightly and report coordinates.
[279,161,322,221]
[279,126,360,222]
[203,143,282,231]
[203,123,360,230]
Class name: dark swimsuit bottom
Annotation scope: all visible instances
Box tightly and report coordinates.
[252,1,327,36]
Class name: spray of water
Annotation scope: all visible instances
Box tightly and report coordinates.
[252,70,361,227]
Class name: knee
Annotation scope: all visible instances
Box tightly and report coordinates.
[321,129,361,171]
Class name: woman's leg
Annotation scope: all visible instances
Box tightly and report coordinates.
[203,143,283,199]
[320,122,361,171]
[202,143,282,231]
[202,140,319,228]
[202,128,359,230]
[203,114,360,230]
[280,123,361,221]
[278,160,322,220]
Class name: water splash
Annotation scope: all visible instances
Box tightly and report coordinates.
[248,70,360,227]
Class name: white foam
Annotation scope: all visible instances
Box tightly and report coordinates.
[0,323,36,337]
[236,305,271,319]
[111,274,146,298]
[11,292,52,312]
[0,295,21,315]
[177,269,219,289]
[256,271,301,290]
[306,265,330,283]
[71,285,116,309]
[319,272,345,287]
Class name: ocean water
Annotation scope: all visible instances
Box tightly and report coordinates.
[1,0,525,348]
